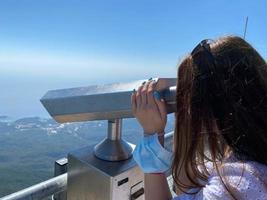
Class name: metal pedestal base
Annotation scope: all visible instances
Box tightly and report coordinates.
[67,144,144,200]
[94,138,133,161]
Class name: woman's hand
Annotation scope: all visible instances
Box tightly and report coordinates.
[131,79,167,135]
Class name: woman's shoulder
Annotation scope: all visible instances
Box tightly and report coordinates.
[207,160,267,199]
[173,160,267,200]
[212,158,267,178]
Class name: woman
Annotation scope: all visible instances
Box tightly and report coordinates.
[131,36,267,200]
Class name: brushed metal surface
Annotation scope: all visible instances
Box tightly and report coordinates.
[107,119,122,141]
[93,138,134,161]
[94,119,134,161]
[41,78,177,123]
[68,154,111,200]
[112,166,144,200]
[67,144,144,200]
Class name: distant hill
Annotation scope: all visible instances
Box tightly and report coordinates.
[0,114,175,197]
[0,116,9,120]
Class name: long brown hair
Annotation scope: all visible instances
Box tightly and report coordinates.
[172,36,267,197]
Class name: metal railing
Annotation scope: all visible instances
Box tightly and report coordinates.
[0,174,67,200]
[0,131,174,200]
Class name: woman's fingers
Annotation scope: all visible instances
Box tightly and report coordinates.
[131,90,137,115]
[136,84,143,109]
[136,79,159,110]
[131,79,167,134]
[154,93,167,119]
[147,81,157,106]
[141,81,149,106]
[147,80,167,119]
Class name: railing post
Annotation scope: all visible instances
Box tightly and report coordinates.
[53,158,68,200]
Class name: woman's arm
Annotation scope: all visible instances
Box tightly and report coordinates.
[144,135,173,200]
[131,79,173,200]
[145,173,173,200]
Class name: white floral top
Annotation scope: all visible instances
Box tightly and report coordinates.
[173,159,267,200]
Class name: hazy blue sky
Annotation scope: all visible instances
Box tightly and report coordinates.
[0,0,267,118]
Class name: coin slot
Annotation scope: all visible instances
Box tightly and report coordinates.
[117,177,129,186]
[131,188,144,200]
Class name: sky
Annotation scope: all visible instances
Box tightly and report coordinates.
[0,0,267,118]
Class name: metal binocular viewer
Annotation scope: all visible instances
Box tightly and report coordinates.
[41,78,177,161]
[41,78,177,200]
[41,78,176,161]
